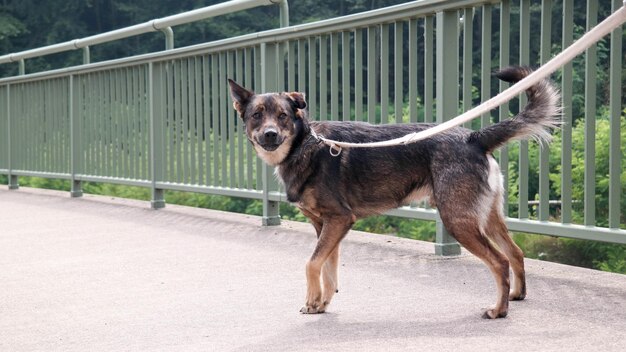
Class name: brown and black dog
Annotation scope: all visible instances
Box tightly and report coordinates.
[228,66,559,319]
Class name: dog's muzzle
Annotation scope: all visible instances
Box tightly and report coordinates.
[257,127,283,151]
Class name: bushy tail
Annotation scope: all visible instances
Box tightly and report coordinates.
[468,66,561,153]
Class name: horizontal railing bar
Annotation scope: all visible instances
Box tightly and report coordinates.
[154,182,265,199]
[387,207,441,221]
[0,0,283,64]
[155,183,285,202]
[11,170,71,180]
[76,175,151,188]
[380,208,626,244]
[506,219,626,245]
[0,0,500,85]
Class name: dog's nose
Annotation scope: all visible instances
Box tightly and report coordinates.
[264,128,278,143]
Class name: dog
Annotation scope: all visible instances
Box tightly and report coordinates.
[228,66,560,319]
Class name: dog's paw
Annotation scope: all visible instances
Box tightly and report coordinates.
[300,304,326,314]
[481,307,508,319]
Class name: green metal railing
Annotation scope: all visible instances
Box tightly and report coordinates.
[1,0,624,251]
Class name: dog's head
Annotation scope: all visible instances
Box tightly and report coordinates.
[228,79,307,166]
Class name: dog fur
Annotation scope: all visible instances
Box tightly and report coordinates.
[228,66,560,319]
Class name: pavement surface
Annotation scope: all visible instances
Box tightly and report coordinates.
[1,187,625,352]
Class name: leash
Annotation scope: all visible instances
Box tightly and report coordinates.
[312,2,626,156]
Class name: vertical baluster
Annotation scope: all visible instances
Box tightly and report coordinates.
[409,19,419,122]
[538,0,552,221]
[236,50,244,188]
[203,55,212,186]
[423,17,433,123]
[182,59,190,184]
[189,58,197,185]
[584,0,597,226]
[288,41,296,91]
[342,32,351,121]
[367,26,377,124]
[560,0,573,224]
[330,33,339,121]
[380,24,389,125]
[254,47,262,189]
[308,37,318,121]
[518,0,530,219]
[320,35,328,121]
[227,51,236,188]
[354,29,363,121]
[245,48,254,189]
[220,53,228,187]
[212,54,220,185]
[463,7,473,128]
[481,4,492,129]
[608,0,622,228]
[499,0,511,216]
[394,21,403,124]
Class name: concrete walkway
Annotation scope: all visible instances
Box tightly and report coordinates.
[1,187,625,351]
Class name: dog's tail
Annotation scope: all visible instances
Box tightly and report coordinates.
[468,66,561,153]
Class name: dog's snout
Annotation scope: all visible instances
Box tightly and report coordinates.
[264,128,278,143]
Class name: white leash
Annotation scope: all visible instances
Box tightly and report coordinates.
[314,2,626,152]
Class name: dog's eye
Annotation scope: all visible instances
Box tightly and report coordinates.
[279,113,287,120]
[251,112,261,120]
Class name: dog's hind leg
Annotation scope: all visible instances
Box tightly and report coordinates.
[438,209,510,319]
[301,215,353,314]
[485,204,526,301]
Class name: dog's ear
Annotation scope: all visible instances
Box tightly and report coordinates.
[228,79,253,116]
[285,92,307,111]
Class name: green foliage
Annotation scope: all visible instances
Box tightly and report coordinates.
[506,109,626,228]
[513,233,626,274]
[0,12,26,41]
[12,176,70,191]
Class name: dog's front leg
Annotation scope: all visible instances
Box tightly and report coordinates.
[322,245,340,303]
[301,215,353,314]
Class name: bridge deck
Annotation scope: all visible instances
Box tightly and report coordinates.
[1,187,625,351]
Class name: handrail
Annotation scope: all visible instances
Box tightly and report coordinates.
[0,0,288,66]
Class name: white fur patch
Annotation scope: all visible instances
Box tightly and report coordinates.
[402,186,433,206]
[253,138,293,166]
[478,156,504,234]
[487,156,504,195]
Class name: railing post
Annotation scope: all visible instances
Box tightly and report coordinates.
[83,47,90,64]
[6,85,18,190]
[277,0,289,28]
[69,47,91,197]
[434,9,461,256]
[69,75,83,197]
[260,42,281,226]
[149,62,165,209]
[161,27,174,50]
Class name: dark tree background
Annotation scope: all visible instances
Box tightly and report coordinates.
[0,0,410,76]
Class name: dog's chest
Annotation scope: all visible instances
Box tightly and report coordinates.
[275,165,302,203]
